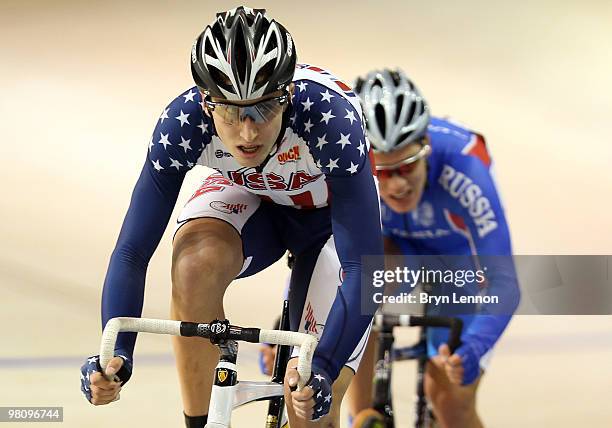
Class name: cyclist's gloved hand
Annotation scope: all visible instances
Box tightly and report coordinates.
[258,344,277,376]
[287,365,333,421]
[80,350,133,405]
[438,340,483,385]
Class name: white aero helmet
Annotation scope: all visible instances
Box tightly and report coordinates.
[353,69,430,153]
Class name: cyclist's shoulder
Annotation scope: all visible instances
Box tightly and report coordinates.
[292,64,362,116]
[148,87,213,175]
[428,116,492,173]
[290,64,368,177]
[156,87,210,134]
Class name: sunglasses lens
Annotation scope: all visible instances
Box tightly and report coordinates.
[212,97,284,125]
[398,163,418,174]
[214,104,240,124]
[239,99,284,123]
[377,160,420,178]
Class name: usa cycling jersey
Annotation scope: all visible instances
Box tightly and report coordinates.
[101,64,383,381]
[381,117,520,375]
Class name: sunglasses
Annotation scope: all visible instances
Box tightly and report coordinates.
[204,91,289,125]
[376,143,431,180]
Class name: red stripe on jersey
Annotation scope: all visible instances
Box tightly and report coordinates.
[368,148,378,176]
[307,65,325,73]
[290,191,315,209]
[335,80,352,92]
[448,212,468,232]
[259,194,274,203]
[467,134,491,167]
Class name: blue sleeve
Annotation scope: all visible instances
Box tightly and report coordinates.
[101,161,184,359]
[295,80,384,380]
[101,88,212,359]
[314,163,383,380]
[442,152,520,357]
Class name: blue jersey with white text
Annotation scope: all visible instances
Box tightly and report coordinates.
[381,117,519,356]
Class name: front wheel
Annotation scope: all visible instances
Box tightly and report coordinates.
[352,408,386,428]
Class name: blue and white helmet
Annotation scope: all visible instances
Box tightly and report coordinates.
[191,6,297,101]
[354,69,430,153]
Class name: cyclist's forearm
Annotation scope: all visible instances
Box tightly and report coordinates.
[314,163,383,380]
[100,160,185,357]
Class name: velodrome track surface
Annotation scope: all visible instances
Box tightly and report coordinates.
[2,1,611,426]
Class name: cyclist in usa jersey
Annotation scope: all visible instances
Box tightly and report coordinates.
[347,69,520,428]
[79,7,383,428]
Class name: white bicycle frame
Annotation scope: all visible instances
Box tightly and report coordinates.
[100,317,318,428]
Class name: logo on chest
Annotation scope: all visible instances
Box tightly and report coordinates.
[277,145,301,164]
[411,201,435,227]
[227,170,321,191]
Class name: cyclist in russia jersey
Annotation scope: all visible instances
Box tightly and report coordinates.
[382,117,504,254]
[98,63,382,406]
[347,68,519,428]
[380,116,519,359]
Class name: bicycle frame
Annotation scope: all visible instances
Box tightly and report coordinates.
[368,314,463,428]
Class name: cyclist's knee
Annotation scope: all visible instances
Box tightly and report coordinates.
[172,218,243,300]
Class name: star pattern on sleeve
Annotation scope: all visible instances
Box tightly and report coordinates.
[326,158,339,172]
[169,158,184,170]
[175,110,190,127]
[183,90,196,103]
[344,109,357,125]
[293,80,367,177]
[346,162,359,174]
[297,81,308,92]
[151,159,164,171]
[320,109,335,125]
[159,108,169,123]
[320,90,334,103]
[197,120,209,134]
[357,141,366,157]
[316,134,328,150]
[148,88,213,174]
[301,97,314,112]
[336,133,351,150]
[158,133,171,150]
[179,137,192,153]
[304,119,314,133]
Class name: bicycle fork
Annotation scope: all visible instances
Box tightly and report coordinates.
[206,341,239,428]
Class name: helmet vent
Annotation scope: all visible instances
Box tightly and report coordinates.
[406,97,416,122]
[233,28,248,84]
[209,66,232,92]
[211,25,226,52]
[254,60,275,89]
[397,130,414,145]
[354,78,364,94]
[390,71,401,86]
[204,38,215,58]
[395,95,404,123]
[375,104,386,139]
